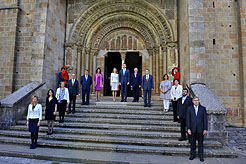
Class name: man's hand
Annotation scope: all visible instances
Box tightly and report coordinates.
[141,88,143,91]
[131,86,133,88]
[177,116,179,119]
[119,83,121,85]
[26,121,29,126]
[139,85,141,88]
[203,130,207,135]
[188,129,191,135]
[37,121,40,127]
[127,82,129,85]
[53,111,56,115]
[151,88,154,90]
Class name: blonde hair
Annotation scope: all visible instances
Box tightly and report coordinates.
[31,96,38,106]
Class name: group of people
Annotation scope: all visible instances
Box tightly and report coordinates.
[160,67,208,162]
[26,65,208,162]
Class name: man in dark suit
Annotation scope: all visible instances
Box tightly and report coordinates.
[58,67,65,87]
[187,97,208,162]
[68,73,79,114]
[141,69,154,107]
[177,88,193,141]
[130,68,141,102]
[80,69,92,105]
[119,63,130,102]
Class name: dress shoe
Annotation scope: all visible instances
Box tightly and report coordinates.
[67,111,71,114]
[144,104,147,107]
[199,156,204,162]
[125,100,127,102]
[148,104,151,107]
[178,138,187,141]
[30,144,34,149]
[72,111,75,114]
[132,100,136,102]
[189,155,195,160]
[81,103,85,105]
[120,100,124,102]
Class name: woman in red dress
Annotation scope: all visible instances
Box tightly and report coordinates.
[62,66,69,87]
[172,67,180,85]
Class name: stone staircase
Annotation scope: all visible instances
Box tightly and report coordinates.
[0,98,237,162]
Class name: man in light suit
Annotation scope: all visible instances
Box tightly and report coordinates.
[119,63,130,102]
[80,69,92,105]
[177,88,193,141]
[187,97,208,162]
[68,73,79,114]
[141,69,154,107]
[130,68,141,102]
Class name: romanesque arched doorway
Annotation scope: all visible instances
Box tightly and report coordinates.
[65,0,178,96]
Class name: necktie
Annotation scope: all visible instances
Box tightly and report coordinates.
[182,97,185,104]
[195,106,198,116]
[86,76,87,81]
[146,75,148,81]
[72,79,74,86]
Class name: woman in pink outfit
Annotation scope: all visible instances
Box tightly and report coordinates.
[94,68,103,101]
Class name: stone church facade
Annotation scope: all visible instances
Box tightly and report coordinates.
[0,0,246,127]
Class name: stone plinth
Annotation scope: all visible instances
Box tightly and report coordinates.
[190,83,228,145]
[0,82,45,129]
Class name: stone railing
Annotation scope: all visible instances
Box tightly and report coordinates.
[188,83,228,146]
[0,82,46,129]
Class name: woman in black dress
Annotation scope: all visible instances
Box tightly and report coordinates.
[26,96,42,149]
[45,89,58,135]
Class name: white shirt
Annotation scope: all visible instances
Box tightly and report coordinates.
[56,87,70,104]
[194,105,199,116]
[146,74,149,80]
[171,85,183,100]
[182,95,187,104]
[72,79,75,85]
[85,75,88,80]
[26,104,42,121]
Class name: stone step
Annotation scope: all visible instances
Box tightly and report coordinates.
[10,126,182,139]
[16,121,180,132]
[0,136,236,157]
[65,108,170,115]
[0,130,222,149]
[52,113,174,120]
[32,117,180,126]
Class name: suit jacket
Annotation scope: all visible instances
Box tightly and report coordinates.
[141,74,154,91]
[80,75,92,91]
[186,105,208,134]
[130,73,141,87]
[67,79,79,96]
[119,69,130,84]
[177,96,193,119]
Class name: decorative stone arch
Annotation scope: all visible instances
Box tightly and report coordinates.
[69,0,174,46]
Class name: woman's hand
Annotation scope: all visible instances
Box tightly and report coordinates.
[53,111,56,115]
[37,121,40,126]
[26,121,29,126]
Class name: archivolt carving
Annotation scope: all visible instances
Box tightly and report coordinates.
[68,0,174,47]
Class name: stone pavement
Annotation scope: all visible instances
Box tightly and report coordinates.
[227,126,246,156]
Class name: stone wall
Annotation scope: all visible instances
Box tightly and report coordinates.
[0,1,19,99]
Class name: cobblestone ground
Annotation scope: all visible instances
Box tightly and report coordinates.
[0,156,79,164]
[226,126,246,156]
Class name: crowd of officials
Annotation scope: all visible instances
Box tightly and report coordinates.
[26,64,207,162]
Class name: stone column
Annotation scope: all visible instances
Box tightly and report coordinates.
[85,48,90,70]
[120,52,126,67]
[152,50,156,94]
[81,47,85,75]
[163,46,167,75]
[76,47,82,81]
[159,46,163,82]
[155,48,160,94]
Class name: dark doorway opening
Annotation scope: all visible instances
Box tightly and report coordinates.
[125,52,142,97]
[104,52,121,96]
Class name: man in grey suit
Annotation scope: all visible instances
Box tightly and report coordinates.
[119,63,130,102]
[141,69,154,107]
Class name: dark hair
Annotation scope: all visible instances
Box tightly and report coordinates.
[85,69,89,72]
[183,88,189,93]
[61,67,64,71]
[146,69,150,71]
[163,74,169,80]
[173,79,179,83]
[47,89,55,98]
[122,63,126,65]
[96,68,101,74]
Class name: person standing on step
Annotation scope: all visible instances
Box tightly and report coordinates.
[62,66,69,87]
[68,73,79,114]
[177,88,192,141]
[45,89,58,135]
[26,96,42,149]
[171,67,180,85]
[56,81,70,123]
[130,68,141,102]
[94,68,103,102]
[187,97,208,162]
[110,68,119,102]
[58,67,65,87]
[171,79,182,122]
[80,69,92,105]
[160,74,171,112]
[141,69,154,107]
[119,63,130,102]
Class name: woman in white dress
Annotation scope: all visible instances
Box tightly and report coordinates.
[110,68,119,102]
